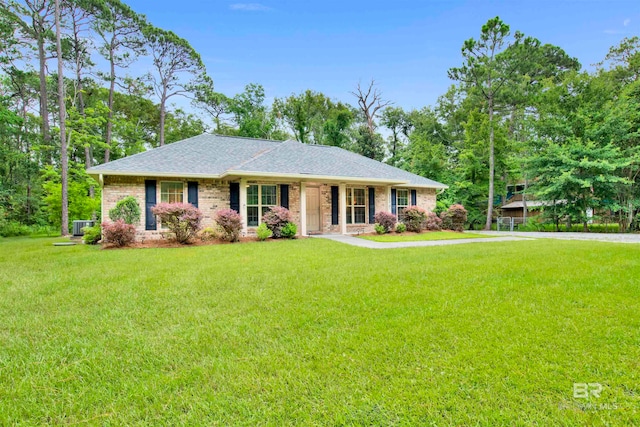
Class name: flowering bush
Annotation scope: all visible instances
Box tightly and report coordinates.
[402,206,428,232]
[262,206,293,238]
[395,222,407,233]
[109,196,141,224]
[215,209,243,242]
[425,211,443,231]
[374,211,396,234]
[151,203,203,244]
[440,204,468,232]
[101,220,136,247]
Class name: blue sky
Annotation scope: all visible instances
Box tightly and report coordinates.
[127,0,639,112]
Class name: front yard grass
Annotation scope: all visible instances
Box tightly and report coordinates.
[359,230,491,242]
[0,237,639,425]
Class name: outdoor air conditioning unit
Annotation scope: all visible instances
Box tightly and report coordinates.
[72,220,96,236]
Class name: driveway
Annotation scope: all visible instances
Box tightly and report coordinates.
[471,230,640,244]
[312,234,530,249]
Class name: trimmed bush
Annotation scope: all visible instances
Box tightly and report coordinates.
[374,223,386,235]
[440,204,468,232]
[256,222,272,241]
[82,224,102,244]
[425,212,442,231]
[151,203,203,244]
[402,206,428,232]
[281,222,297,239]
[216,209,242,242]
[374,211,396,233]
[109,196,141,225]
[262,206,293,238]
[395,222,407,233]
[199,227,218,242]
[101,220,135,247]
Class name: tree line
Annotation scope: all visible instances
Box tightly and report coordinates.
[0,3,638,235]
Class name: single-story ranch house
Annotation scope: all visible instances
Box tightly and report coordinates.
[87,134,448,238]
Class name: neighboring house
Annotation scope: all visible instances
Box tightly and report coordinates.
[87,134,448,238]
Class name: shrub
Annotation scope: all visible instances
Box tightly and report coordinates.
[216,209,242,242]
[425,211,442,231]
[440,204,468,232]
[199,227,218,242]
[82,224,102,245]
[402,206,428,232]
[0,221,31,237]
[395,222,407,233]
[281,222,297,239]
[374,211,396,233]
[109,196,141,225]
[262,206,293,238]
[256,222,272,241]
[374,223,386,235]
[101,220,136,247]
[151,203,203,244]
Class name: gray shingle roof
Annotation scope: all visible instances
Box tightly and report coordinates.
[87,133,447,188]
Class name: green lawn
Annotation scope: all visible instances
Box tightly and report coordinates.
[359,230,491,242]
[1,237,639,425]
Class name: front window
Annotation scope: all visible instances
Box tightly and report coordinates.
[247,184,278,226]
[347,188,366,224]
[161,181,184,203]
[397,189,409,219]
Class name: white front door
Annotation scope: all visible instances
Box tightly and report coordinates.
[306,187,321,232]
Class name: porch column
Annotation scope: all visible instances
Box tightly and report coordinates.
[339,183,347,234]
[300,182,307,236]
[387,185,392,211]
[240,178,247,235]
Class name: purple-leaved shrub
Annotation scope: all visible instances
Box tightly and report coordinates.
[262,206,293,238]
[402,206,428,232]
[215,209,243,242]
[440,204,468,232]
[425,211,442,231]
[101,220,136,247]
[151,203,203,244]
[374,211,397,234]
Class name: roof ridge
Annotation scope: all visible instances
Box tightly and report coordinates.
[87,133,208,171]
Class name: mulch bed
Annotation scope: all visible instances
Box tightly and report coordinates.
[102,236,306,250]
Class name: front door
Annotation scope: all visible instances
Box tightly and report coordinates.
[306,187,321,233]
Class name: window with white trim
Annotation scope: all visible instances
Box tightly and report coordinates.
[397,189,409,218]
[347,187,366,224]
[247,184,277,226]
[160,181,184,203]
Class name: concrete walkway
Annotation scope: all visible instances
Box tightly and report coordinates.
[471,230,640,244]
[312,234,530,249]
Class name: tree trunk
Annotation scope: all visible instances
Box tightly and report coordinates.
[105,46,116,163]
[37,32,50,154]
[159,90,167,146]
[55,0,68,236]
[522,177,528,224]
[485,94,495,230]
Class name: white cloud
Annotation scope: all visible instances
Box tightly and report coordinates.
[624,18,631,26]
[229,3,271,11]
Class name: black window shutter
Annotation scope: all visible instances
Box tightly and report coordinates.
[368,187,375,224]
[411,189,417,206]
[391,188,397,215]
[229,182,240,213]
[331,186,339,225]
[145,180,157,230]
[280,184,289,209]
[188,181,198,207]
